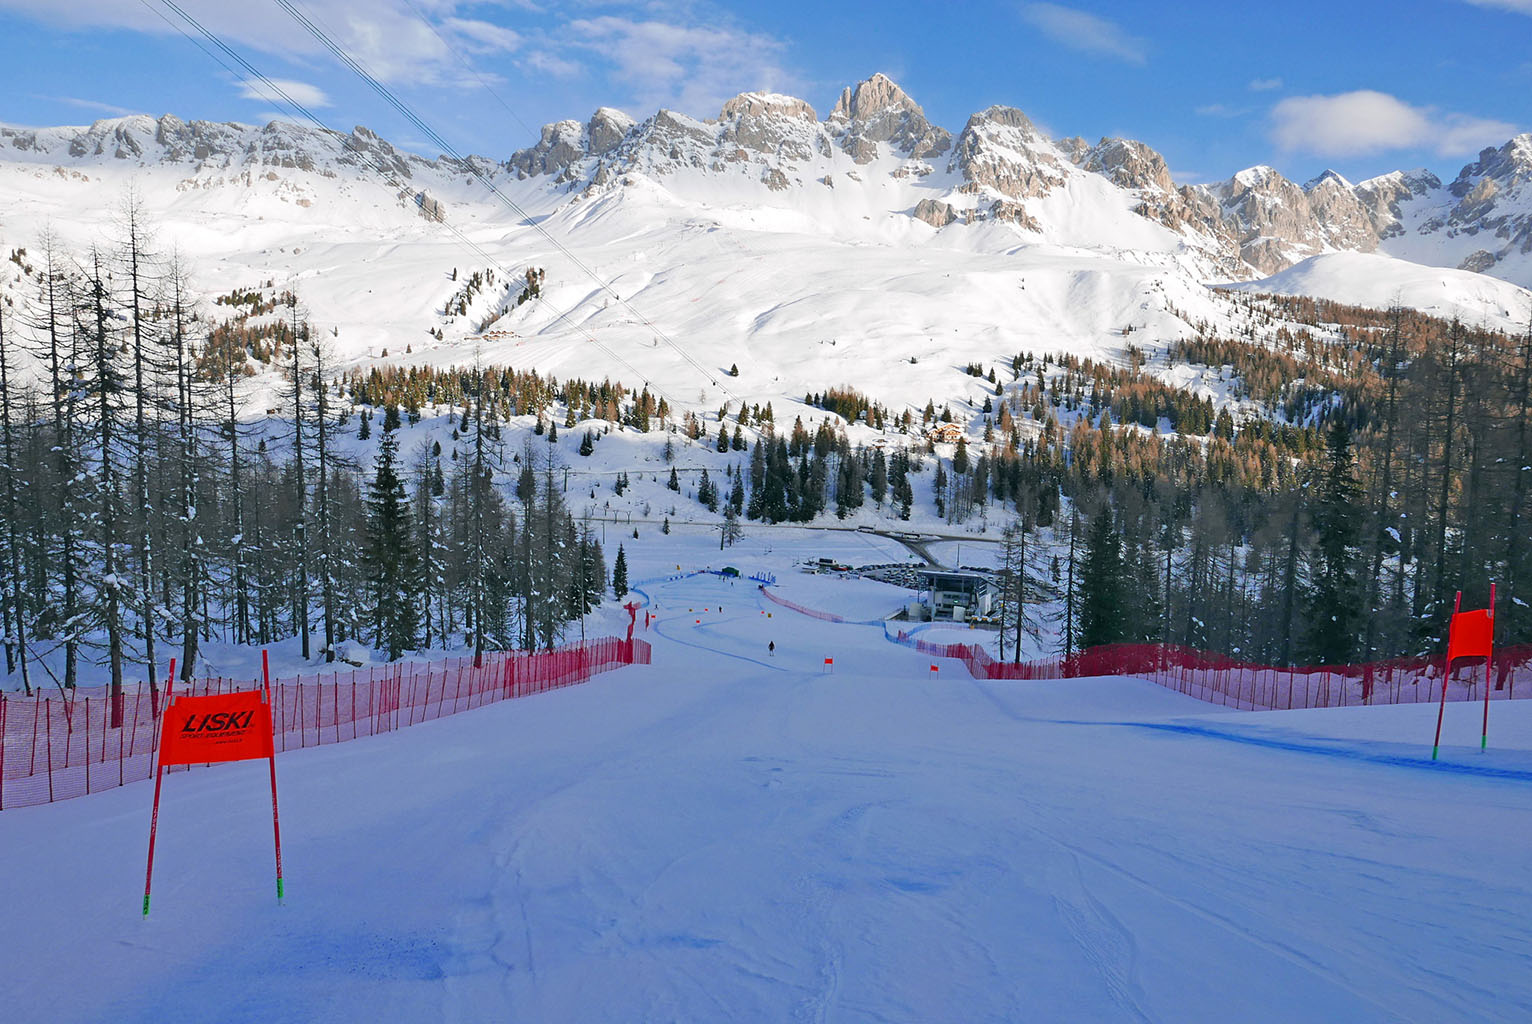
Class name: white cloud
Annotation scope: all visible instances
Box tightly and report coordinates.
[1462,0,1532,13]
[35,94,139,117]
[0,1,483,86]
[237,78,332,110]
[563,15,797,119]
[1020,4,1147,65]
[1248,77,1282,91]
[521,50,582,80]
[1270,89,1516,157]
[442,17,521,55]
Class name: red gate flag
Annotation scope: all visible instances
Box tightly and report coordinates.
[158,690,275,766]
[1433,586,1496,760]
[1447,609,1493,665]
[824,657,834,665]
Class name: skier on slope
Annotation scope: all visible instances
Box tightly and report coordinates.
[768,641,775,657]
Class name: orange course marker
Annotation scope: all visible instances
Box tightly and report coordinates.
[157,690,275,766]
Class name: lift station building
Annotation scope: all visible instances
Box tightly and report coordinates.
[915,570,995,622]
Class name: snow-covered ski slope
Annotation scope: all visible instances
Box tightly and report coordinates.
[3,535,1530,1023]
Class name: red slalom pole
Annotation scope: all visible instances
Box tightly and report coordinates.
[142,657,175,917]
[1432,591,1462,761]
[263,650,285,903]
[1483,582,1496,752]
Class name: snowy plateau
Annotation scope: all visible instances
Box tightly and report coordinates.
[3,73,1532,1024]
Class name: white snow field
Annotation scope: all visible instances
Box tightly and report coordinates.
[3,565,1532,1023]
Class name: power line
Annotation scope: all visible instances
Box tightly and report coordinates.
[396,0,542,145]
[273,0,732,401]
[144,0,674,403]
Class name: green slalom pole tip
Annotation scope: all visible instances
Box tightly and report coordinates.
[1431,745,1440,761]
[276,877,285,901]
[142,895,151,917]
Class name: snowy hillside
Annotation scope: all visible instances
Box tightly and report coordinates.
[1,74,1528,425]
[1225,251,1532,330]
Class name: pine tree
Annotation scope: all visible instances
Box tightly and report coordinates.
[1078,503,1126,649]
[612,543,629,598]
[364,430,420,660]
[0,304,31,694]
[1302,422,1362,664]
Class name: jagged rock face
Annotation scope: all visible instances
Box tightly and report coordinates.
[827,72,951,163]
[951,106,1064,201]
[1302,172,1378,253]
[1440,135,1532,255]
[1354,169,1441,238]
[1055,136,1092,165]
[977,200,1042,232]
[718,93,816,123]
[1204,166,1361,274]
[912,198,957,228]
[1133,186,1241,260]
[0,113,435,182]
[1459,249,1498,272]
[587,108,635,157]
[1084,138,1173,194]
[509,119,587,177]
[715,93,818,161]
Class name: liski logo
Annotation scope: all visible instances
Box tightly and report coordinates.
[180,711,258,734]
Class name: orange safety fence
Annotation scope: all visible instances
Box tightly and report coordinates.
[0,637,651,811]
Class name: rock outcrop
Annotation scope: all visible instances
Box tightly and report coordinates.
[827,73,951,163]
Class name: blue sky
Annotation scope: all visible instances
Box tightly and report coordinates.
[0,0,1527,185]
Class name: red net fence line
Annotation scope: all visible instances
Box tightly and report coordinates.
[756,585,888,626]
[758,585,851,623]
[0,637,652,811]
[892,631,1532,709]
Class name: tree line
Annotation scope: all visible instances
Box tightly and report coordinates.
[0,210,605,716]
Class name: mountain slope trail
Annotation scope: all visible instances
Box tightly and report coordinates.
[2,572,1530,1022]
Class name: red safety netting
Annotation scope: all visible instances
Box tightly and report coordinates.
[758,586,852,623]
[0,637,651,811]
[894,631,1530,709]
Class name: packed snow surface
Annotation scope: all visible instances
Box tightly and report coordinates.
[3,559,1531,1022]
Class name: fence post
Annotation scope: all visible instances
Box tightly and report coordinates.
[84,697,90,795]
[46,698,53,804]
[1,696,6,811]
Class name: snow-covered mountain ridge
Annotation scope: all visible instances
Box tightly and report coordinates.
[0,73,1527,420]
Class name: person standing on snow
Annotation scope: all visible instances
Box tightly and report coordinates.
[768,641,775,657]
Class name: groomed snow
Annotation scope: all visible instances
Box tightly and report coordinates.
[3,565,1530,1023]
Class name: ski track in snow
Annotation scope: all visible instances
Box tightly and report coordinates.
[3,568,1532,1022]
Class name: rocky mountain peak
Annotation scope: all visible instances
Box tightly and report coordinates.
[1083,137,1174,194]
[718,92,816,123]
[1451,133,1532,196]
[1303,169,1353,192]
[587,107,635,156]
[828,72,916,123]
[827,73,951,164]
